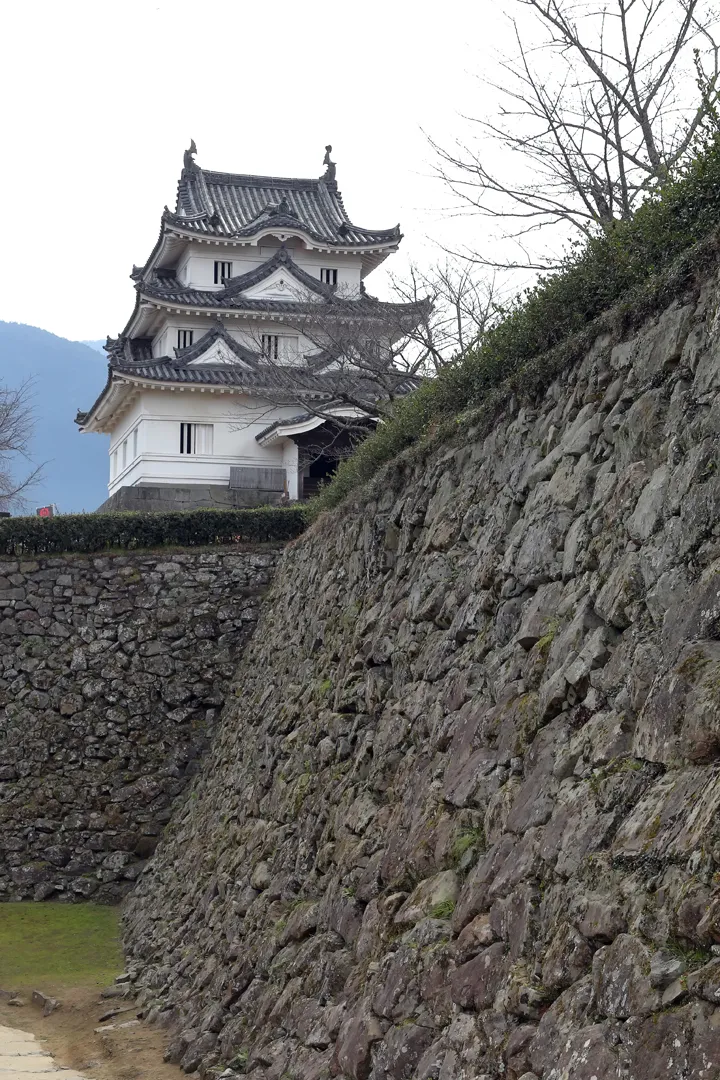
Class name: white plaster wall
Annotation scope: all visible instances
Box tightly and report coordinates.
[107,389,304,496]
[175,241,362,294]
[177,245,267,287]
[227,324,316,361]
[153,320,215,358]
[151,316,322,363]
[108,397,144,488]
[282,439,300,501]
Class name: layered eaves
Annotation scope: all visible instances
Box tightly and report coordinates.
[125,246,427,337]
[76,322,419,435]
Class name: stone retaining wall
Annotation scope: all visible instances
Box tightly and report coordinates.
[0,547,281,902]
[124,274,720,1080]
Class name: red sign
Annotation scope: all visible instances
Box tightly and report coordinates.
[36,505,54,518]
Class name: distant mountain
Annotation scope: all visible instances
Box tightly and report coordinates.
[80,340,106,354]
[0,322,109,513]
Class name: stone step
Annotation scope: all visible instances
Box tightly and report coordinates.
[0,1024,91,1077]
[0,1041,46,1054]
[0,1055,57,1071]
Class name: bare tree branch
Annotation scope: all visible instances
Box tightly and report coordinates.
[432,0,720,267]
[223,269,501,484]
[0,380,43,512]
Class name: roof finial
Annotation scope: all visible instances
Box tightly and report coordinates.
[321,144,336,183]
[183,139,198,175]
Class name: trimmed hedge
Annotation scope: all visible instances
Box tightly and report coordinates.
[310,131,720,515]
[0,507,307,556]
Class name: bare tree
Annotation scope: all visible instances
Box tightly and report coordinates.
[0,380,42,511]
[225,267,502,482]
[226,293,432,477]
[433,0,720,268]
[390,261,502,365]
[231,268,501,423]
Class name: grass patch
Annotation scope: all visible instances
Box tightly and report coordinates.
[429,899,456,919]
[0,903,122,989]
[666,939,713,970]
[451,827,485,867]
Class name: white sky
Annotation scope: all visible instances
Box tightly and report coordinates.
[0,0,515,342]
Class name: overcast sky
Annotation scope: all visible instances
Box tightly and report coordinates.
[0,0,515,342]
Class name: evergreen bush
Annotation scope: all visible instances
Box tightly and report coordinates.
[0,507,307,556]
[311,132,720,514]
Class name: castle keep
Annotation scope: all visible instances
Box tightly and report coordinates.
[76,144,422,511]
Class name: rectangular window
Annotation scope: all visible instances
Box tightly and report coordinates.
[132,427,138,460]
[281,336,299,361]
[320,267,338,286]
[261,334,280,360]
[177,329,194,349]
[261,334,299,362]
[180,422,214,455]
[214,260,232,284]
[111,450,118,478]
[122,438,128,469]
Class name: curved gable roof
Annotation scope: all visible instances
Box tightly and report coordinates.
[165,163,401,248]
[220,247,332,299]
[173,322,260,366]
[137,249,429,322]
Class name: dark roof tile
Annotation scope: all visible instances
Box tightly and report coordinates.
[165,165,401,248]
[219,246,332,299]
[109,358,386,398]
[256,412,314,440]
[139,249,427,320]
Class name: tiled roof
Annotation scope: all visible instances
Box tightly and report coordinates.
[256,412,313,440]
[139,249,426,319]
[101,319,420,398]
[105,336,154,364]
[164,163,401,247]
[78,337,421,429]
[109,357,394,400]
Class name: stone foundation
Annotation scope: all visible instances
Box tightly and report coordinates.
[97,484,284,513]
[0,546,281,902]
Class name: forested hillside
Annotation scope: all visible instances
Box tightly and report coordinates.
[0,322,108,511]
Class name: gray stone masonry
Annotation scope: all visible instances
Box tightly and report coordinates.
[97,484,284,513]
[123,278,720,1079]
[0,547,281,902]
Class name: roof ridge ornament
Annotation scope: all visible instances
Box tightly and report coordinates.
[321,145,336,183]
[183,139,198,176]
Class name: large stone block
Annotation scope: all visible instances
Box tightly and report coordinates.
[634,641,720,765]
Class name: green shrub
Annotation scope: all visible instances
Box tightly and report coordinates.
[0,506,307,555]
[310,133,720,515]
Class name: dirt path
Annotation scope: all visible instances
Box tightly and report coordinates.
[0,990,181,1080]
